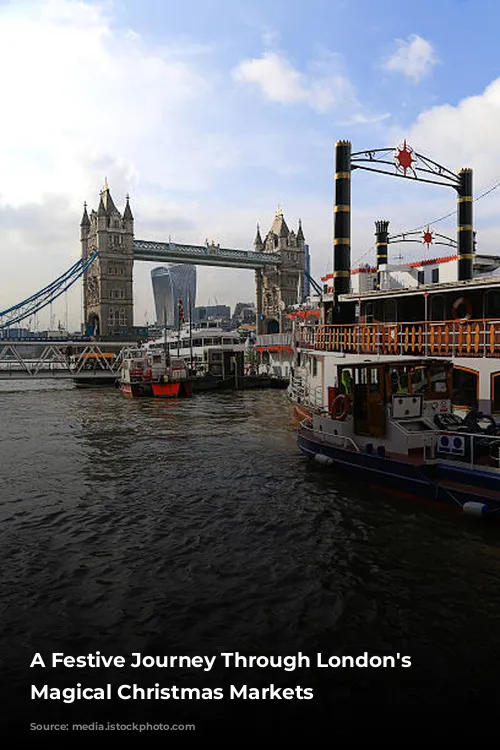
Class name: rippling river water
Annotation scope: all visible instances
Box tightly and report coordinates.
[1,381,500,737]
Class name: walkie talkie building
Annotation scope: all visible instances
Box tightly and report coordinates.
[151,264,197,328]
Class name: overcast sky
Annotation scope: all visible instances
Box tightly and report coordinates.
[1,0,500,330]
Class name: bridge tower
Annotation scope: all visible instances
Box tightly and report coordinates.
[81,181,134,337]
[254,208,305,334]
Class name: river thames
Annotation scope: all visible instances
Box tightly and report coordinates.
[1,381,499,737]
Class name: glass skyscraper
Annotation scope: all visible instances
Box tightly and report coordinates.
[151,264,197,328]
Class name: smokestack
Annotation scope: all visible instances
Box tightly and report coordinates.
[333,140,352,295]
[375,219,389,277]
[457,168,473,281]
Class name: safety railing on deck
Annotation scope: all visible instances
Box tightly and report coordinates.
[255,333,292,347]
[298,318,500,358]
[299,419,361,452]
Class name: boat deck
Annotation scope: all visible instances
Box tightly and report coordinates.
[436,478,500,501]
[388,450,426,466]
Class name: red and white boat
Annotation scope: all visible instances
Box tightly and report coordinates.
[150,356,193,398]
[119,348,194,399]
[119,351,153,398]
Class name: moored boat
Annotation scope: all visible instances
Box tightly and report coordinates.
[119,351,153,398]
[297,358,500,518]
[150,357,194,398]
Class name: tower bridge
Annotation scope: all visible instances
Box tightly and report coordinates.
[0,181,308,349]
[132,239,278,269]
[80,183,306,338]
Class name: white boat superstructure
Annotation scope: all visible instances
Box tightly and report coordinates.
[145,322,245,379]
[288,254,500,418]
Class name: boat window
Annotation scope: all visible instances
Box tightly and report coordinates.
[369,367,381,393]
[383,300,397,323]
[492,373,500,412]
[428,362,449,397]
[339,369,353,395]
[193,339,202,347]
[430,295,444,321]
[354,368,367,386]
[453,367,478,408]
[312,358,317,377]
[389,366,409,394]
[410,366,427,394]
[486,291,500,318]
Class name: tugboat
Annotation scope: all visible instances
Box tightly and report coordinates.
[150,354,193,398]
[119,349,194,399]
[119,351,153,398]
[297,358,500,517]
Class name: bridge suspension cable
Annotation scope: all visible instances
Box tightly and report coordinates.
[0,252,98,329]
[304,270,323,296]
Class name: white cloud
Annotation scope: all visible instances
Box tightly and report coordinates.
[362,77,500,260]
[0,0,213,208]
[233,51,355,114]
[385,34,438,82]
[0,0,244,328]
[335,112,391,126]
[401,78,500,191]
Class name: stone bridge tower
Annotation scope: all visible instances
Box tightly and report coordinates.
[81,181,134,337]
[254,207,305,334]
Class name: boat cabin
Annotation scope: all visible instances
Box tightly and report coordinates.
[299,356,500,515]
[308,358,460,461]
[335,359,452,439]
[120,354,152,384]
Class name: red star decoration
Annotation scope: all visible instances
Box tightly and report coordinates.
[394,139,416,176]
[423,226,433,247]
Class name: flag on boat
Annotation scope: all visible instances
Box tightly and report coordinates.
[178,298,184,324]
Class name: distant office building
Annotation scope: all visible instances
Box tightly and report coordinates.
[303,244,311,301]
[194,305,231,324]
[232,302,256,328]
[151,265,197,329]
[0,327,34,340]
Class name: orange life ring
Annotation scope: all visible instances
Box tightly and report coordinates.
[452,297,472,321]
[331,394,350,421]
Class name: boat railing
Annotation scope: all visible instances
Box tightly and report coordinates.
[424,428,500,469]
[255,333,293,347]
[300,417,500,468]
[309,385,323,409]
[299,418,361,452]
[297,317,500,359]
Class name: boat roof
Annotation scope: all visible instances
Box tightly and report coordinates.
[336,273,500,303]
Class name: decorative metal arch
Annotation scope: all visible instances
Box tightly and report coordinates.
[332,139,473,297]
[350,141,460,190]
[388,229,457,250]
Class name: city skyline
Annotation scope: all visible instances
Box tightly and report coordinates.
[2,0,500,330]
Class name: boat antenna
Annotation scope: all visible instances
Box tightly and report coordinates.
[163,306,170,367]
[188,289,193,373]
[177,298,182,358]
